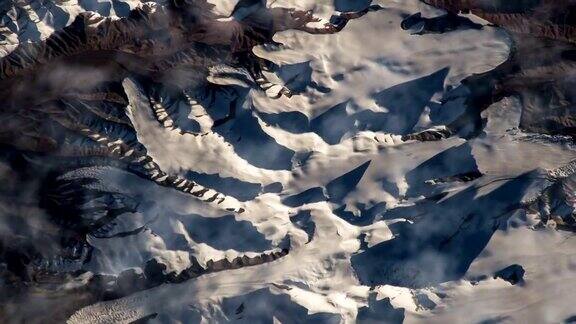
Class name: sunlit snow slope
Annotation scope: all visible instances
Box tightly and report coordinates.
[2,0,576,323]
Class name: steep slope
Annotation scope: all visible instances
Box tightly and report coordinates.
[1,0,576,323]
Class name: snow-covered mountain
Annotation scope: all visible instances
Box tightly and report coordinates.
[1,0,576,323]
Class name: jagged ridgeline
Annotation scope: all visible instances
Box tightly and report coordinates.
[2,0,576,322]
[423,0,576,43]
[0,0,384,321]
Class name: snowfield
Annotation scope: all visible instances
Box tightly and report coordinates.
[2,0,576,323]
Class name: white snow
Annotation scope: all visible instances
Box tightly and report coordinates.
[3,0,573,323]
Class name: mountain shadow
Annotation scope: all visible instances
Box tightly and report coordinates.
[352,170,548,288]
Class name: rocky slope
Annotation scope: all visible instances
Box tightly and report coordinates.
[1,0,576,323]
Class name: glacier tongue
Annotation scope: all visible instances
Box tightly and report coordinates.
[1,0,576,323]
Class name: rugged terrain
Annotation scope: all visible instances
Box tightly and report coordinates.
[1,0,576,323]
